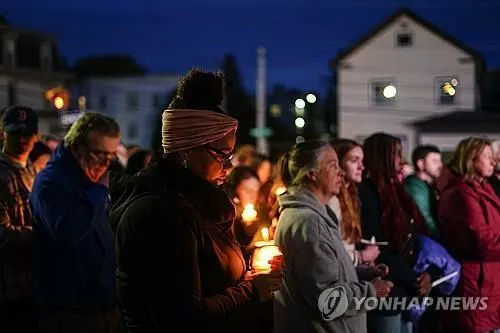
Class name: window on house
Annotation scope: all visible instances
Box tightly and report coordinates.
[127,92,139,110]
[396,32,413,47]
[371,80,397,105]
[41,56,51,71]
[99,95,107,109]
[436,77,458,105]
[152,93,165,109]
[6,52,14,67]
[7,81,16,106]
[78,96,87,110]
[127,122,139,139]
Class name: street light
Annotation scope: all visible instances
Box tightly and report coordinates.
[295,117,305,128]
[306,93,317,104]
[295,98,306,109]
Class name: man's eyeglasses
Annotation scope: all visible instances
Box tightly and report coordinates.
[204,145,234,165]
[85,146,117,165]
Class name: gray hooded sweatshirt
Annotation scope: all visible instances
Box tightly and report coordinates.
[274,186,376,333]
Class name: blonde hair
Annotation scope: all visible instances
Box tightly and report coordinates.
[448,136,492,182]
[331,139,362,244]
[64,112,120,148]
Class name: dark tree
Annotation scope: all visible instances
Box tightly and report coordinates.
[322,71,338,138]
[73,54,146,78]
[483,69,500,113]
[221,54,255,146]
[151,88,177,152]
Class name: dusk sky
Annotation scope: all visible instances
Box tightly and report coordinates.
[2,0,500,95]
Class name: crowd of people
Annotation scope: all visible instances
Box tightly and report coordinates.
[0,68,499,333]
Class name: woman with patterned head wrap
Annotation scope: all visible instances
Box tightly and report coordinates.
[111,69,282,333]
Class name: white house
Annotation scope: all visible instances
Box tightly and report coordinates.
[73,74,179,148]
[0,23,72,136]
[330,7,486,158]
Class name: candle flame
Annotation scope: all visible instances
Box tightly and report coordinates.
[242,203,257,222]
[252,245,282,272]
[261,227,270,241]
[275,186,287,196]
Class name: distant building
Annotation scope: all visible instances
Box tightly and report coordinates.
[0,22,72,136]
[410,111,500,161]
[330,7,485,157]
[73,74,179,148]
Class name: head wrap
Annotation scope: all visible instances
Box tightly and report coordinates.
[161,109,238,154]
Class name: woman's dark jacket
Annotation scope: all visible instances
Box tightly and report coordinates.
[109,159,262,332]
[358,179,425,315]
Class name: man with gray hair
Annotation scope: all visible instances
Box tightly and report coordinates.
[490,140,500,196]
[30,112,122,333]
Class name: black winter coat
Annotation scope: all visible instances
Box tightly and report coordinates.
[110,158,265,332]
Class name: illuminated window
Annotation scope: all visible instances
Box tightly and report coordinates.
[436,77,458,105]
[371,80,397,105]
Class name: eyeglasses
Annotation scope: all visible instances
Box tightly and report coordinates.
[85,145,117,165]
[204,145,234,165]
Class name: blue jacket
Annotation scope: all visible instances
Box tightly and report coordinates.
[30,145,117,310]
[408,234,460,322]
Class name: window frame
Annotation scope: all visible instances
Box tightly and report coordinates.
[435,76,459,106]
[369,78,398,107]
[395,31,414,48]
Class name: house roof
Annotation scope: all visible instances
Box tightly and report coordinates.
[409,111,500,133]
[329,7,484,69]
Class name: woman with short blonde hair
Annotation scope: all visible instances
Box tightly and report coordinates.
[439,136,500,333]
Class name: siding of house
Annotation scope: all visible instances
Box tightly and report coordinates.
[73,75,179,148]
[420,133,500,154]
[338,13,476,157]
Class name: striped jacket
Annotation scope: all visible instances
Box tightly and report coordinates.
[0,153,36,303]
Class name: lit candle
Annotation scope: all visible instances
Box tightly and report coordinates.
[261,227,270,241]
[241,204,257,223]
[275,186,287,196]
[251,245,282,272]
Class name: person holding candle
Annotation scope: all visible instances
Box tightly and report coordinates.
[359,133,433,333]
[329,139,380,267]
[224,166,262,248]
[274,141,393,333]
[110,69,282,333]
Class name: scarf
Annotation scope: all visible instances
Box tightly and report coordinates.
[161,109,238,153]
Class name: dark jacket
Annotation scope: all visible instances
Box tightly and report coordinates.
[358,179,420,315]
[404,175,441,240]
[30,145,117,310]
[110,158,263,333]
[0,153,36,303]
[489,175,500,197]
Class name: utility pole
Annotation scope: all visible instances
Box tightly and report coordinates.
[256,47,269,155]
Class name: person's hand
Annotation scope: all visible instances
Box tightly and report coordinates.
[371,278,393,298]
[359,245,380,263]
[374,264,389,278]
[269,254,284,271]
[251,269,282,302]
[244,270,258,281]
[415,272,432,296]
